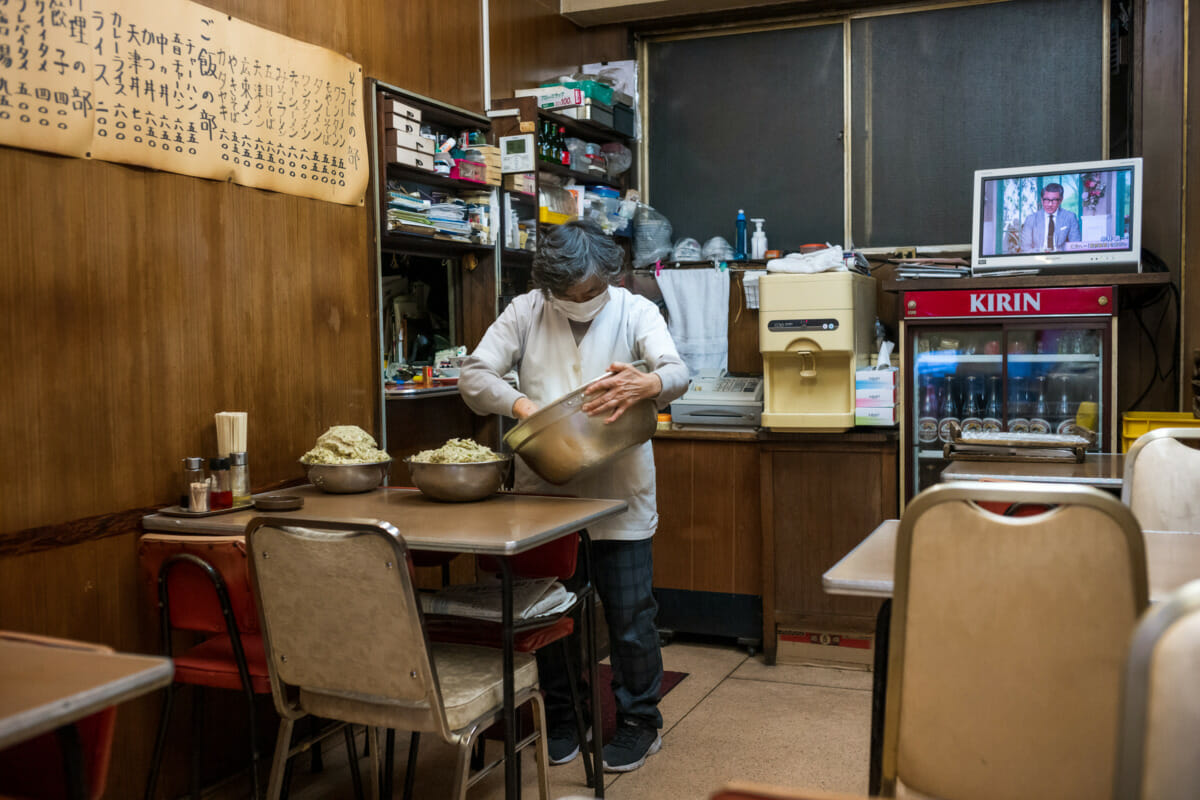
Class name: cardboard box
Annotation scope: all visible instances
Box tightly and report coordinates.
[386,146,433,171]
[384,98,422,121]
[856,367,898,388]
[384,113,420,136]
[856,386,897,405]
[513,86,585,109]
[855,406,898,426]
[385,129,432,154]
[776,628,873,669]
[503,173,536,194]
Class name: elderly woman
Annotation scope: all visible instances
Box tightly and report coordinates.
[460,219,689,773]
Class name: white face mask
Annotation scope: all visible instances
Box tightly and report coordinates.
[550,289,610,322]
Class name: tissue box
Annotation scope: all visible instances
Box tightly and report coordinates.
[856,367,898,388]
[856,386,897,406]
[856,406,898,426]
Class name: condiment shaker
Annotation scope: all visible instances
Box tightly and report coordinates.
[230,452,250,506]
[209,457,233,510]
[181,457,205,510]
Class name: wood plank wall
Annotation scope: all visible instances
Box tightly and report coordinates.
[0,1,627,795]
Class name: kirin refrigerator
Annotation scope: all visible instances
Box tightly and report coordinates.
[899,284,1117,503]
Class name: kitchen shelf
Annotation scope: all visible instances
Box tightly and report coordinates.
[386,163,498,193]
[914,353,1101,366]
[381,231,495,259]
[538,108,628,143]
[536,159,620,189]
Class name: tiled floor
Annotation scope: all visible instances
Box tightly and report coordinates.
[214,640,872,800]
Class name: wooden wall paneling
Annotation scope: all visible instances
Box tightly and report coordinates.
[1187,0,1200,408]
[728,272,764,375]
[652,438,694,590]
[759,444,778,663]
[729,442,762,595]
[1123,0,1183,412]
[488,0,631,101]
[461,253,499,350]
[686,441,761,594]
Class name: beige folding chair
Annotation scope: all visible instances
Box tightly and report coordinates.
[1113,578,1200,800]
[245,517,550,800]
[883,481,1148,800]
[1121,428,1200,532]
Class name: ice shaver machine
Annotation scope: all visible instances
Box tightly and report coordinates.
[758,272,876,431]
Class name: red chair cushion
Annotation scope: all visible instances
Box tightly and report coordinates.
[976,500,1054,517]
[173,633,272,693]
[0,706,116,800]
[476,533,578,580]
[425,615,574,652]
[138,539,260,635]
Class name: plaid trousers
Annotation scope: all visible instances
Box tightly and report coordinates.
[537,536,663,730]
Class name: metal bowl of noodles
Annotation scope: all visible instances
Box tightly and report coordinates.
[301,460,392,494]
[404,455,512,502]
[503,363,657,485]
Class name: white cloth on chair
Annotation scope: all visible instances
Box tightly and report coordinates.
[656,268,730,376]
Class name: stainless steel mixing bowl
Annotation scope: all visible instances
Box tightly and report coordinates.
[404,456,512,502]
[302,460,391,494]
[504,367,657,485]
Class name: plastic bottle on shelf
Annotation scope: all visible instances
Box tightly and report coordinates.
[734,209,747,260]
[558,126,570,167]
[750,218,767,260]
[983,376,1003,432]
[938,376,959,443]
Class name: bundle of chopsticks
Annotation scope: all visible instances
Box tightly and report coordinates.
[216,411,247,457]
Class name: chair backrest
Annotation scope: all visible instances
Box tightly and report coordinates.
[1121,428,1200,532]
[246,517,453,741]
[883,481,1149,800]
[1113,578,1200,800]
[138,534,260,634]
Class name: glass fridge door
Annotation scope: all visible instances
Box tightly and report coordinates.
[1003,325,1104,442]
[912,326,1005,495]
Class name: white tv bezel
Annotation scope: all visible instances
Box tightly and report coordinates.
[970,157,1143,276]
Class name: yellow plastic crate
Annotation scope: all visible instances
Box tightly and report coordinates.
[538,208,574,225]
[1121,411,1200,452]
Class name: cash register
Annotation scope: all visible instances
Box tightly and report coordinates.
[670,369,764,427]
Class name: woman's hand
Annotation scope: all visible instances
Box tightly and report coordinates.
[581,362,663,424]
[512,396,539,420]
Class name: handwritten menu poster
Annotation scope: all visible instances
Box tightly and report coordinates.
[0,0,367,205]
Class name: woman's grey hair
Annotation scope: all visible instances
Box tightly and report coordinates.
[532,219,624,297]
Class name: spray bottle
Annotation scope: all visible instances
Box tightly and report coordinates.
[750,218,767,260]
[734,209,747,260]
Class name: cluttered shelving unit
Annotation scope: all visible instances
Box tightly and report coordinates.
[368,79,506,481]
[489,91,638,311]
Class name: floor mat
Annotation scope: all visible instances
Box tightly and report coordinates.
[598,665,687,740]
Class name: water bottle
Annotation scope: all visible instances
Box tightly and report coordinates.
[734,209,747,260]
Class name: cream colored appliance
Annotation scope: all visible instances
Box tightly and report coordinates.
[758,272,876,431]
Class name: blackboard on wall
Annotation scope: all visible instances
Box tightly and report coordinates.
[645,0,1104,253]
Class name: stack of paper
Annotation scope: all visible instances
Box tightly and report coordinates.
[420,577,575,622]
[891,257,971,280]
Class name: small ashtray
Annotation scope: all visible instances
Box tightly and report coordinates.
[253,494,304,512]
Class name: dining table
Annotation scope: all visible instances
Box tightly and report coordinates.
[142,484,628,800]
[823,518,1200,794]
[0,632,174,799]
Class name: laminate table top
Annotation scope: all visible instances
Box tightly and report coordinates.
[941,453,1124,489]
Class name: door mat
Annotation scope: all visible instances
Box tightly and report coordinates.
[597,665,687,740]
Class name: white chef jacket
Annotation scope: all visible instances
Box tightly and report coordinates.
[460,287,689,541]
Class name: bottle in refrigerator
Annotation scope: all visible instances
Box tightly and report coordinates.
[961,375,983,434]
[983,376,1003,432]
[1029,376,1051,434]
[1054,376,1074,434]
[1007,377,1029,433]
[938,376,960,443]
[917,378,940,445]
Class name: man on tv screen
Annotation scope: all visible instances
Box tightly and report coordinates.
[1019,183,1080,253]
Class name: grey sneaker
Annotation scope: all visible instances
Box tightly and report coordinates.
[602,720,661,773]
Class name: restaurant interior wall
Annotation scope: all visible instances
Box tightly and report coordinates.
[0,1,628,795]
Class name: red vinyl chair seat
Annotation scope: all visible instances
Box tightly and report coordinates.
[425,614,574,652]
[172,633,272,694]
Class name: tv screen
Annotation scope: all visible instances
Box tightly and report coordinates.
[971,158,1142,275]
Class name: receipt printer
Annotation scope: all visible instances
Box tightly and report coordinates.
[670,369,764,427]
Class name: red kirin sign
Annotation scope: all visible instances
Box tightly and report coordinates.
[904,286,1114,318]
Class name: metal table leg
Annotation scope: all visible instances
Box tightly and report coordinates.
[499,559,518,800]
[868,598,891,796]
[581,531,604,798]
